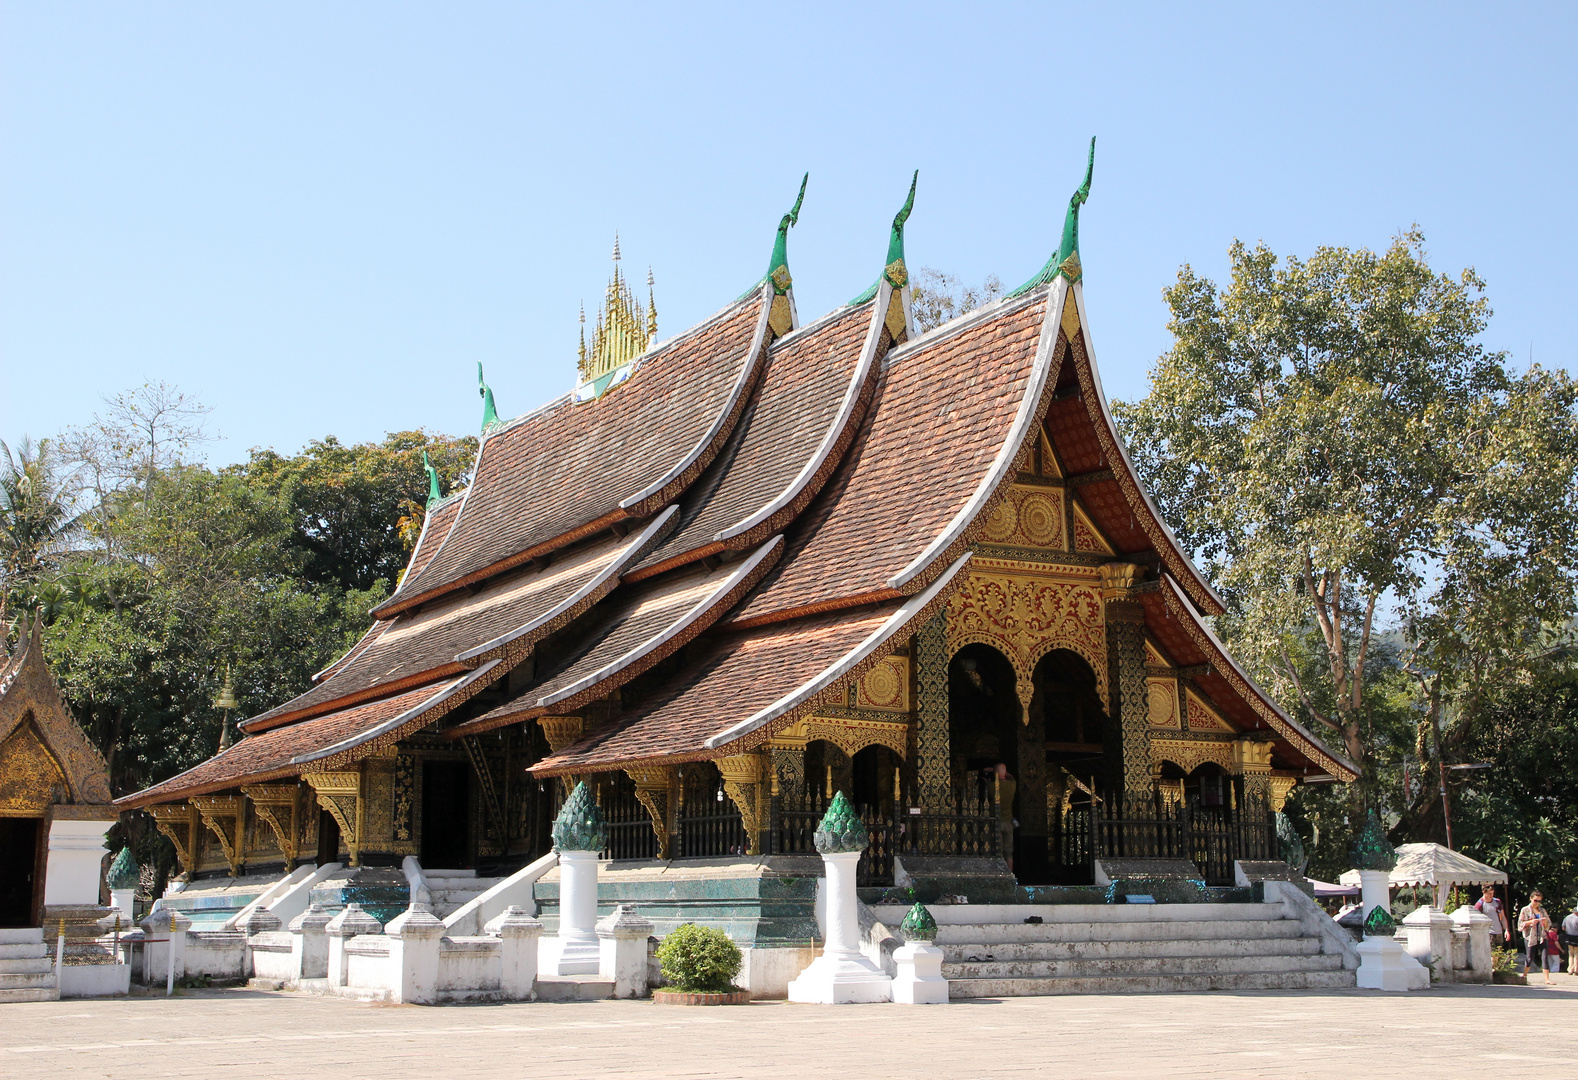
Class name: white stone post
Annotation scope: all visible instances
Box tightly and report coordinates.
[1402,905,1454,982]
[235,907,282,979]
[43,819,113,907]
[596,904,653,998]
[384,903,445,1005]
[891,903,948,1004]
[1354,868,1428,991]
[289,903,333,980]
[487,906,542,1000]
[139,907,190,986]
[545,782,608,977]
[788,793,892,1004]
[1450,905,1493,983]
[325,903,381,988]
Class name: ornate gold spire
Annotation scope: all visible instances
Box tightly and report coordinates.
[578,236,656,385]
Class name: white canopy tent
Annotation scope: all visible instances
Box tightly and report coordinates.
[1340,843,1506,909]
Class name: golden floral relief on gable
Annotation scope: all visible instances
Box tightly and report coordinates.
[1151,738,1235,775]
[1185,688,1235,732]
[1147,676,1180,728]
[980,485,1067,550]
[1144,638,1171,667]
[854,655,909,712]
[782,716,910,759]
[1071,500,1115,556]
[0,721,67,816]
[946,561,1108,716]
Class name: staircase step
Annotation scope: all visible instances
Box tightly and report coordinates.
[944,952,1345,980]
[0,957,55,975]
[935,919,1307,944]
[0,928,44,947]
[0,942,50,960]
[0,971,59,990]
[940,935,1322,963]
[948,968,1357,996]
[0,987,59,1003]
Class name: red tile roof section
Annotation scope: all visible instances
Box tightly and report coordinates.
[377,291,770,617]
[529,603,898,774]
[730,293,1051,626]
[116,680,463,807]
[449,537,783,738]
[626,301,878,580]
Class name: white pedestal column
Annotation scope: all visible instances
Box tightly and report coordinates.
[891,942,948,1004]
[546,850,602,976]
[44,819,112,906]
[1450,905,1493,983]
[596,904,653,998]
[487,906,543,1000]
[788,851,892,1004]
[1354,868,1428,991]
[1402,906,1453,982]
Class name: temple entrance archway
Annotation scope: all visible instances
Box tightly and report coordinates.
[0,817,44,927]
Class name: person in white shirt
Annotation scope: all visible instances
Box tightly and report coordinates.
[1474,884,1510,945]
[1562,902,1578,973]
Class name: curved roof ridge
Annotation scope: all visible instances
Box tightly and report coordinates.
[1066,282,1226,615]
[290,661,502,768]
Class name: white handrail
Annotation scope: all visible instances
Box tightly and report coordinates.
[443,852,558,936]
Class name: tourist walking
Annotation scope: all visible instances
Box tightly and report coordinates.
[994,763,1017,875]
[1562,902,1578,973]
[1475,884,1511,946]
[1518,891,1554,984]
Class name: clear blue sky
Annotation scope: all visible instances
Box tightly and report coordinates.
[4,3,1574,465]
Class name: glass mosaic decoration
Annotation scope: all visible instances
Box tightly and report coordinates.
[899,902,939,943]
[813,790,869,854]
[1275,812,1307,871]
[1349,810,1397,871]
[107,846,139,891]
[1363,904,1397,937]
[551,781,609,853]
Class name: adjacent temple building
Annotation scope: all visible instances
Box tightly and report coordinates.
[119,149,1357,991]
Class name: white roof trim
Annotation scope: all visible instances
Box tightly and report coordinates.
[885,278,1068,591]
[618,283,773,510]
[1071,282,1226,612]
[453,506,678,663]
[289,661,500,766]
[704,551,971,750]
[715,285,890,542]
[535,535,784,709]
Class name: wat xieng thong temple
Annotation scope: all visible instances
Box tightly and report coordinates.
[119,145,1356,991]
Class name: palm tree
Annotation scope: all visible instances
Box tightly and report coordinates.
[1,438,81,595]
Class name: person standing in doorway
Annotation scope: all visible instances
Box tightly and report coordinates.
[1518,890,1554,985]
[993,763,1017,875]
[1475,884,1510,946]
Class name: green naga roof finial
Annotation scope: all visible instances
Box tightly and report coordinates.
[764,172,808,296]
[850,170,919,305]
[422,451,442,507]
[477,362,499,432]
[1010,136,1096,297]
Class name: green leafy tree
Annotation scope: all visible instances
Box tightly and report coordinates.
[1,437,82,605]
[236,431,476,592]
[1115,230,1578,825]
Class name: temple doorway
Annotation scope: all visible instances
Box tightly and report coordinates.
[1038,648,1116,884]
[948,643,1021,876]
[421,759,472,869]
[0,817,43,927]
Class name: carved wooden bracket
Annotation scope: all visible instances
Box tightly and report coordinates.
[147,802,201,879]
[715,753,765,857]
[242,784,301,868]
[1268,775,1298,814]
[190,794,247,877]
[625,765,675,859]
[539,716,585,796]
[303,770,362,867]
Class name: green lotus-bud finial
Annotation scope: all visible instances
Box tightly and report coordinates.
[899,902,938,943]
[107,846,139,891]
[812,790,868,854]
[551,781,609,853]
[1362,904,1397,937]
[1275,812,1306,871]
[1349,810,1397,871]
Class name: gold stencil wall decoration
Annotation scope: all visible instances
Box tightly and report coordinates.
[783,716,910,759]
[1071,502,1114,556]
[1185,689,1235,732]
[1150,738,1236,775]
[0,721,67,816]
[946,562,1108,715]
[980,485,1067,550]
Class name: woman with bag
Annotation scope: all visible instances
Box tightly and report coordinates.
[1518,890,1554,984]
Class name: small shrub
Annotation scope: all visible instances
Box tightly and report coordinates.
[655,923,742,993]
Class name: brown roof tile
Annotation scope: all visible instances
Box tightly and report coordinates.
[117,679,463,807]
[627,302,878,578]
[529,603,899,774]
[379,292,770,616]
[730,294,1050,625]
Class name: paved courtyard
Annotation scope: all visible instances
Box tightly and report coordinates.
[3,979,1576,1079]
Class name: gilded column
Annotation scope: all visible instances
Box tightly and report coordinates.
[911,615,952,814]
[716,753,768,857]
[538,716,585,798]
[1099,563,1152,805]
[1232,740,1275,820]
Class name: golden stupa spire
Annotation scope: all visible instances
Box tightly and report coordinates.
[578,234,656,384]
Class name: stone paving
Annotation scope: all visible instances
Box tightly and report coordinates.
[2,978,1576,1079]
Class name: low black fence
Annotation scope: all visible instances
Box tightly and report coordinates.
[1051,797,1275,886]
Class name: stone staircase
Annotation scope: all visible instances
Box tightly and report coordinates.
[875,902,1355,996]
[423,870,502,921]
[0,928,59,1003]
